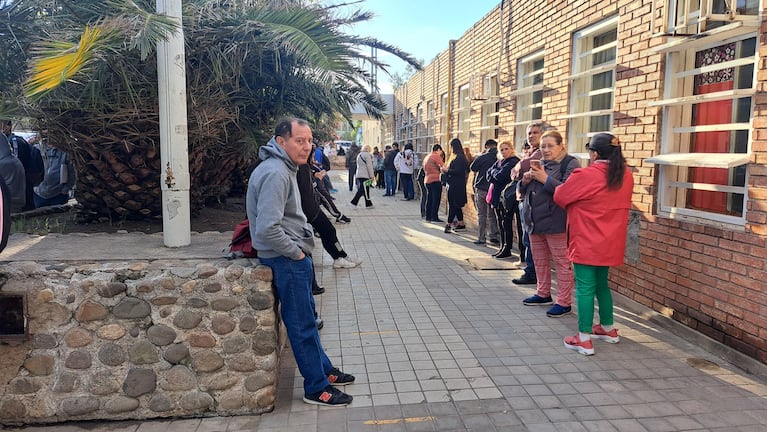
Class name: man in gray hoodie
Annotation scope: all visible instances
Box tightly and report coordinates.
[247,118,354,406]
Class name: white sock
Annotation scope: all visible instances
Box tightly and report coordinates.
[602,325,614,332]
[579,332,591,341]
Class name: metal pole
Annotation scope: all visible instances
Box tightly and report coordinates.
[156,0,191,247]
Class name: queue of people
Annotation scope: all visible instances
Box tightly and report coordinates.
[401,121,632,357]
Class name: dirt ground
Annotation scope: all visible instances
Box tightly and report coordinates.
[10,197,247,235]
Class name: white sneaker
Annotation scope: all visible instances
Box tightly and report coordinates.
[333,257,359,269]
[344,256,363,266]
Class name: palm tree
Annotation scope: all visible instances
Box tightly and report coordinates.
[11,0,420,220]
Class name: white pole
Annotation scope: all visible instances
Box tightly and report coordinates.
[156,0,191,247]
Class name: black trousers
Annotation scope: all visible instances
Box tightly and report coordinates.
[310,211,347,260]
[425,182,443,221]
[494,202,524,254]
[350,178,372,207]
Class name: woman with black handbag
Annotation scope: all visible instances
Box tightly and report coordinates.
[440,139,470,233]
[486,141,520,258]
[350,145,375,208]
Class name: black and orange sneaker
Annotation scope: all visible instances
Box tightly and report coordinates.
[327,367,355,386]
[303,385,353,406]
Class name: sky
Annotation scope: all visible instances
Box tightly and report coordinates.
[333,0,502,93]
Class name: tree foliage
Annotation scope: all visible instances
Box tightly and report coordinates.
[0,0,420,219]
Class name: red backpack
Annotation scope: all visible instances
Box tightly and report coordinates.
[227,219,257,259]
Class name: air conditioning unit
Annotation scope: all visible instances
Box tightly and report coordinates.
[470,73,486,101]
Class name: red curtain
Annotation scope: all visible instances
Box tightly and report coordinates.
[688,44,735,212]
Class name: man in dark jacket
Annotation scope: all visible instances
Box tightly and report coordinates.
[382,142,399,196]
[3,121,43,211]
[345,143,360,191]
[470,139,500,245]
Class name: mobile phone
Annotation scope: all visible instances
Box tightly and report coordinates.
[530,159,542,169]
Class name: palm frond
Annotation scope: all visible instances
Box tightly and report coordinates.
[25,25,111,98]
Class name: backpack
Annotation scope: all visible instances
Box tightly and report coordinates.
[227,219,257,259]
[500,180,518,210]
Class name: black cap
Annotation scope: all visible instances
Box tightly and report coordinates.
[586,133,620,154]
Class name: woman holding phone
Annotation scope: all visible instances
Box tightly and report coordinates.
[518,130,580,317]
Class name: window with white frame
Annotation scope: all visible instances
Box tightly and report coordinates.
[655,0,759,35]
[426,100,436,147]
[646,1,759,226]
[405,108,412,141]
[565,16,618,145]
[439,93,448,144]
[457,84,471,144]
[513,51,545,152]
[480,74,499,146]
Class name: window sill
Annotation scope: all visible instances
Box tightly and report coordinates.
[657,207,746,231]
[644,152,750,169]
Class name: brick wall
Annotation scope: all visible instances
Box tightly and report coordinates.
[394,0,767,365]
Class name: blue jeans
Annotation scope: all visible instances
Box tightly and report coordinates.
[400,173,414,199]
[259,255,333,395]
[384,170,397,196]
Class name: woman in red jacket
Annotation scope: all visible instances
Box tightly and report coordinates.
[553,132,633,356]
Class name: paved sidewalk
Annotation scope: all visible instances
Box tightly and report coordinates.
[4,175,767,432]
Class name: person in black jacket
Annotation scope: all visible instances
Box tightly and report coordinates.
[344,143,360,191]
[3,121,43,211]
[297,158,361,271]
[486,141,520,258]
[469,139,500,245]
[382,142,399,196]
[440,138,469,234]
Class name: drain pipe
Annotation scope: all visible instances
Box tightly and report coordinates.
[156,0,191,247]
[446,39,456,145]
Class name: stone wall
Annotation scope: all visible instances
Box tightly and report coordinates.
[0,259,283,425]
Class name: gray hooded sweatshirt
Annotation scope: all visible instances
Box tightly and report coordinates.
[0,134,26,212]
[246,137,314,260]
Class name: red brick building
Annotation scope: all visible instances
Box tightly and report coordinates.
[393,0,767,365]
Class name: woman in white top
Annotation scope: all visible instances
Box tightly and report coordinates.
[350,145,375,208]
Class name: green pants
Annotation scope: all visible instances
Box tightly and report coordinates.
[573,263,614,333]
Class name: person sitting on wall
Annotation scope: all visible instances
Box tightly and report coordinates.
[33,137,76,208]
[2,120,43,211]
